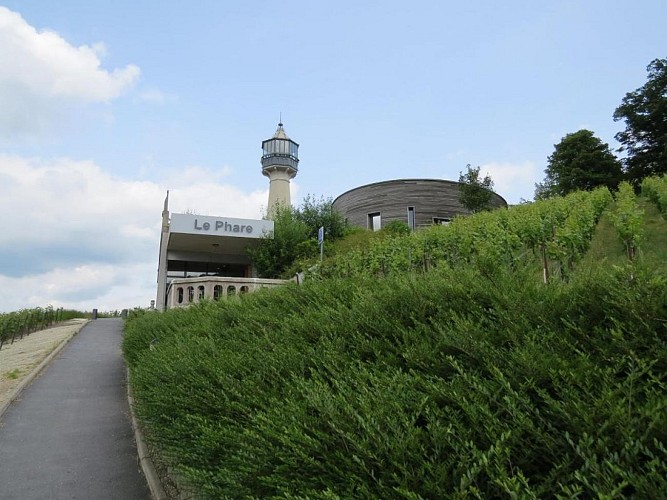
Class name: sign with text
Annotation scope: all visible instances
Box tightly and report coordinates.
[170,213,273,238]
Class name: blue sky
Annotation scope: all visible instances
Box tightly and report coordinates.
[0,1,665,311]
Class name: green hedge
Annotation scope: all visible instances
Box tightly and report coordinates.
[124,264,667,498]
[642,174,667,215]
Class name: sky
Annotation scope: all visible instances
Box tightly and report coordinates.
[0,1,665,312]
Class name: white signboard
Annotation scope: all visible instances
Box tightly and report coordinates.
[170,213,273,238]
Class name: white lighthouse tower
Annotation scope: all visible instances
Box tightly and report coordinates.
[261,122,299,215]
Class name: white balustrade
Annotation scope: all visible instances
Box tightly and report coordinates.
[166,276,288,309]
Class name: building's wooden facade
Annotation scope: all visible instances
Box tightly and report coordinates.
[332,179,507,230]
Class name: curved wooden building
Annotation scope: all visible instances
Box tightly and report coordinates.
[332,179,507,230]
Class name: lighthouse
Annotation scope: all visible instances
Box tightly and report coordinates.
[261,122,299,215]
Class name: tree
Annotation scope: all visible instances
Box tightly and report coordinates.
[294,194,348,241]
[535,129,623,198]
[614,57,667,186]
[248,196,350,278]
[458,164,494,213]
[533,179,557,201]
[247,205,310,278]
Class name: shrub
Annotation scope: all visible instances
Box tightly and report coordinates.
[125,265,667,498]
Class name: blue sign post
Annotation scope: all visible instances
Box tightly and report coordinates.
[318,226,324,262]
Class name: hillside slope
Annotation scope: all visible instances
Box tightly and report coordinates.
[124,187,667,498]
[582,199,667,271]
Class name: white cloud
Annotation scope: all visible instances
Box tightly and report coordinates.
[0,6,140,138]
[0,263,155,312]
[0,155,268,312]
[165,164,233,185]
[0,7,139,100]
[138,89,175,104]
[479,161,541,204]
[166,164,268,217]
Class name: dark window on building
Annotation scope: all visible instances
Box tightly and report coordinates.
[407,206,416,231]
[433,217,451,225]
[214,285,223,300]
[177,287,184,304]
[198,285,205,300]
[368,212,381,231]
[187,286,194,302]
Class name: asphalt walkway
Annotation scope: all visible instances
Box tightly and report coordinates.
[0,318,150,500]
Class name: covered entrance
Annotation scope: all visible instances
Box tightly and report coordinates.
[156,205,283,310]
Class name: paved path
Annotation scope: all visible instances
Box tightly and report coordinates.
[0,318,150,500]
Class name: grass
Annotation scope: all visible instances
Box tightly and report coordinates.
[4,368,22,380]
[638,199,667,271]
[564,196,666,273]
